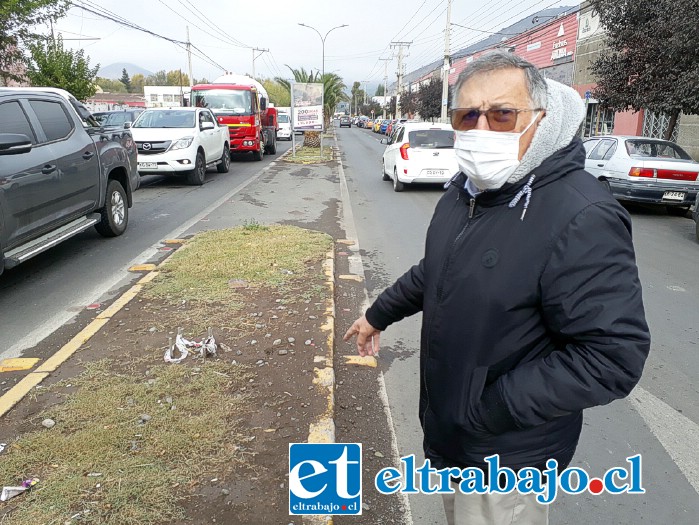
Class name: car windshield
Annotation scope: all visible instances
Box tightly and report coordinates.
[278,114,290,123]
[133,110,195,128]
[103,112,134,127]
[408,129,455,149]
[626,140,693,160]
[192,89,253,116]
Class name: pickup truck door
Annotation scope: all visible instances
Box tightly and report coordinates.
[26,98,99,219]
[198,110,220,162]
[0,99,63,248]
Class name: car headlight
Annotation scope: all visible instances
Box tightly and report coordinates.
[170,137,194,150]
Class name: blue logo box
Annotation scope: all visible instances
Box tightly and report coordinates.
[289,443,362,515]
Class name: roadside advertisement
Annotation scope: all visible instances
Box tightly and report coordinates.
[291,82,324,131]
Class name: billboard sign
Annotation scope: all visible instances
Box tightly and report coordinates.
[291,82,324,131]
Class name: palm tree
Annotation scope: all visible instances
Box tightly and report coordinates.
[276,66,349,147]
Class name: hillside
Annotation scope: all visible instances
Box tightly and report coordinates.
[97,62,153,79]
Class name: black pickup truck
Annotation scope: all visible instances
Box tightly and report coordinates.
[0,89,138,275]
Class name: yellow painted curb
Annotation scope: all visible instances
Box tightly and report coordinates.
[343,355,378,368]
[0,262,164,417]
[338,274,363,282]
[337,239,355,246]
[0,358,40,373]
[128,264,157,272]
[306,249,336,447]
[0,372,50,417]
[163,239,187,244]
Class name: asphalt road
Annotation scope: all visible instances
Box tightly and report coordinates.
[0,142,291,359]
[336,124,699,524]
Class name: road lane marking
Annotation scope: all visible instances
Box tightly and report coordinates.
[628,386,699,495]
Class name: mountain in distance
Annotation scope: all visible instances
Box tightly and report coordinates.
[97,62,153,79]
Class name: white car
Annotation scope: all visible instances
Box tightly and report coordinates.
[131,107,230,185]
[381,122,458,192]
[583,135,699,215]
[277,112,292,140]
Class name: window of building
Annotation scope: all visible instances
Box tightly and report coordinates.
[150,94,159,102]
[583,103,615,137]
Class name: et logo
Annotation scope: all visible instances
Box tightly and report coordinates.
[289,443,362,515]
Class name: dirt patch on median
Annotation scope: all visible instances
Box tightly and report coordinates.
[0,225,333,524]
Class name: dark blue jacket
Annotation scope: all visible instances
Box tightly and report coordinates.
[366,138,651,471]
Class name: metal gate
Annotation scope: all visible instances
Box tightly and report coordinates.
[642,111,680,141]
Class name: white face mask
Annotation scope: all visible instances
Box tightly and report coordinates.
[454,112,540,191]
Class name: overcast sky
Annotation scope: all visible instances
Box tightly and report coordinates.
[55,0,574,89]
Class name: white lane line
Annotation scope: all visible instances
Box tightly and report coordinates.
[3,159,281,360]
[628,385,699,494]
[335,135,414,525]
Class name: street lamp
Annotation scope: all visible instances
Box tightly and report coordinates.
[298,23,348,78]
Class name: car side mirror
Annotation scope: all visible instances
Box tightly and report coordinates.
[201,121,215,131]
[123,122,132,129]
[0,133,32,155]
[380,138,387,145]
[260,97,267,111]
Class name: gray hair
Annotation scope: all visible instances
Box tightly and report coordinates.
[451,50,548,110]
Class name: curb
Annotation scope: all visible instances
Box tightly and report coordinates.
[0,269,161,418]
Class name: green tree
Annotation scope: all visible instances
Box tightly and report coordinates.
[146,70,168,86]
[417,78,442,122]
[26,36,99,100]
[119,68,131,92]
[0,0,67,86]
[131,73,145,93]
[375,84,385,96]
[351,81,366,112]
[166,69,189,86]
[262,78,290,107]
[193,77,210,85]
[590,0,699,140]
[95,76,127,93]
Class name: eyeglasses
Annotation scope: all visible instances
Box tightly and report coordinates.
[450,107,542,132]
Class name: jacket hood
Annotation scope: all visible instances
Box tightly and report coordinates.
[508,79,586,184]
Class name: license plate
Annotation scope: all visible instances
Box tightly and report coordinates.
[138,162,157,169]
[662,191,685,201]
[425,170,446,177]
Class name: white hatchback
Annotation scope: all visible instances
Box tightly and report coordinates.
[381,122,458,192]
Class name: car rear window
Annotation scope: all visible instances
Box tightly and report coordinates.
[626,140,692,160]
[278,114,290,123]
[28,100,73,142]
[408,129,454,149]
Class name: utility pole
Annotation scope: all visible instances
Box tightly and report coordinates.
[379,58,391,119]
[186,26,193,87]
[391,41,411,118]
[251,47,269,79]
[440,0,452,123]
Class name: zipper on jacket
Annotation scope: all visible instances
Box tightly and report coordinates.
[421,195,476,430]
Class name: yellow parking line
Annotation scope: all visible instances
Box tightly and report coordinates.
[0,373,50,417]
[128,264,157,272]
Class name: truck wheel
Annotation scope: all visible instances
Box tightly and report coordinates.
[95,179,128,237]
[252,145,263,161]
[186,150,206,185]
[217,144,230,173]
[267,137,277,155]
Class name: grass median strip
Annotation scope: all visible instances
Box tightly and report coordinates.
[0,225,333,524]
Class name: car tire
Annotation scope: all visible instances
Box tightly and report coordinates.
[393,167,405,192]
[666,205,690,217]
[186,150,206,185]
[95,179,128,237]
[382,162,390,181]
[216,144,230,173]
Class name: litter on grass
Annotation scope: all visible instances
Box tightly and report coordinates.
[164,327,217,363]
[0,478,39,502]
